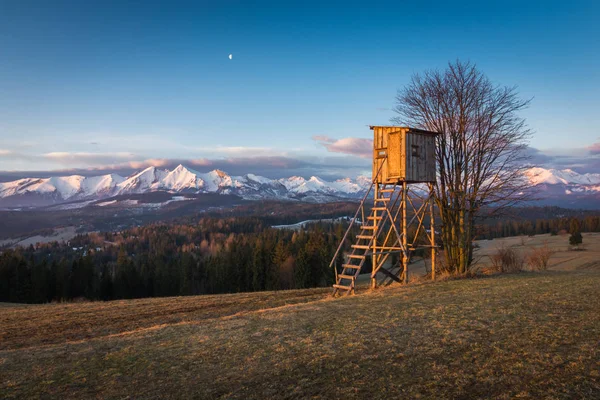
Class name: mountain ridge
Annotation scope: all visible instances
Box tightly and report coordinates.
[0,165,599,209]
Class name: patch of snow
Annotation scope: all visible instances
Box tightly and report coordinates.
[96,200,117,207]
[51,200,95,210]
[273,217,355,230]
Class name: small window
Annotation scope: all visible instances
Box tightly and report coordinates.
[411,145,420,158]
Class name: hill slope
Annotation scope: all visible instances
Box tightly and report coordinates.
[1,269,599,399]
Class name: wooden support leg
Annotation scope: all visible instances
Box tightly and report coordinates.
[430,184,436,281]
[402,182,408,284]
[371,182,379,290]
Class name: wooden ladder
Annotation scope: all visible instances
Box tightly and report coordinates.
[332,183,397,296]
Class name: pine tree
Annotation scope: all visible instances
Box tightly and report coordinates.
[252,241,265,291]
[569,231,583,248]
[294,248,311,288]
[271,239,288,290]
[31,259,49,303]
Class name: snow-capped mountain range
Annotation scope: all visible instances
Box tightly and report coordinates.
[524,167,600,186]
[0,165,366,208]
[523,167,600,208]
[0,165,599,209]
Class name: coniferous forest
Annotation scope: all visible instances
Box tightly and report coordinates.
[0,217,348,303]
[1,212,599,304]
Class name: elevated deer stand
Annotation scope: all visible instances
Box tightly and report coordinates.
[331,126,440,296]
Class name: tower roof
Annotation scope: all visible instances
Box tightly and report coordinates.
[369,126,440,136]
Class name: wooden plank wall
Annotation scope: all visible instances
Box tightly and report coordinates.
[406,132,436,182]
[424,134,436,181]
[372,126,436,183]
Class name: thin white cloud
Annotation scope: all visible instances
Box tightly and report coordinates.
[517,144,600,174]
[42,152,138,166]
[43,151,135,159]
[213,146,277,156]
[2,136,599,178]
[0,154,371,181]
[189,159,212,167]
[74,158,173,171]
[0,149,34,160]
[312,136,373,158]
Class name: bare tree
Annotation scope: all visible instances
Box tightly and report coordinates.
[393,60,532,274]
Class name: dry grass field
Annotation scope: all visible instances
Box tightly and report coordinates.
[472,232,600,272]
[1,234,600,399]
[399,232,600,278]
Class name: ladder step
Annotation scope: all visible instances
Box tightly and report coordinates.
[351,244,370,249]
[356,235,373,239]
[375,197,390,202]
[362,225,376,230]
[372,207,387,211]
[333,284,352,291]
[338,274,355,280]
[342,264,361,269]
[380,189,395,193]
[367,216,383,220]
[348,254,366,259]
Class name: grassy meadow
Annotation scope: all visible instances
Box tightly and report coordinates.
[1,234,600,399]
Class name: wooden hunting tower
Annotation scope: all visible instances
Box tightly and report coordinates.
[372,126,437,184]
[330,126,440,296]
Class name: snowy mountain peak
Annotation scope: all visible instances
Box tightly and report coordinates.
[279,176,306,191]
[201,169,226,178]
[170,164,191,175]
[129,166,162,182]
[162,165,203,191]
[117,166,168,193]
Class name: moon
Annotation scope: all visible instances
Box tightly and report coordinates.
[228,54,232,60]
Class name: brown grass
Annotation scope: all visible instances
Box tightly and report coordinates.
[2,268,600,399]
[0,288,330,351]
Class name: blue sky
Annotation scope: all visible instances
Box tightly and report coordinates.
[0,0,599,179]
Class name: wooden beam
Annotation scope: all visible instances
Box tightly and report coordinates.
[377,266,402,283]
